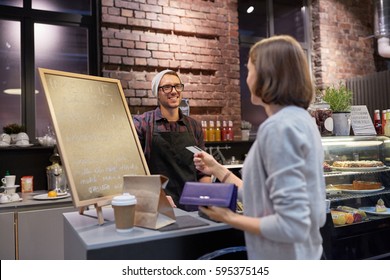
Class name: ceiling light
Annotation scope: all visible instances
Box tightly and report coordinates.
[247,6,254,13]
[3,88,39,95]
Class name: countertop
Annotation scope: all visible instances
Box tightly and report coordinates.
[0,190,73,212]
[63,207,245,259]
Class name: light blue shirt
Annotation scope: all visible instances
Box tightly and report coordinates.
[241,106,326,259]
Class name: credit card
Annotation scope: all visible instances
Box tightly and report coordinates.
[186,146,203,153]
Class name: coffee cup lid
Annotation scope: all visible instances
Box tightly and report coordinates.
[111,193,136,206]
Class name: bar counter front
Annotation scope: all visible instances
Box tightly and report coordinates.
[63,207,246,260]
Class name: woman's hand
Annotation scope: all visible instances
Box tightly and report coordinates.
[199,205,235,223]
[193,151,220,175]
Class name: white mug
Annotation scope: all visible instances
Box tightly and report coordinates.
[1,175,16,187]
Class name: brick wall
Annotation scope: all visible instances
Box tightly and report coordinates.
[101,0,389,130]
[311,0,387,89]
[101,0,241,130]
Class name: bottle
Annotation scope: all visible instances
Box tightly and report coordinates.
[208,120,216,142]
[227,120,234,141]
[382,110,387,135]
[201,121,208,142]
[215,120,221,141]
[385,110,390,136]
[221,120,228,141]
[374,109,382,135]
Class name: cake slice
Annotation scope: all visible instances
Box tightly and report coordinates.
[375,198,387,213]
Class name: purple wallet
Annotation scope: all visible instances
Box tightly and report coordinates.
[179,182,237,211]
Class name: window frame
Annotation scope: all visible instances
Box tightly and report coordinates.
[238,0,312,129]
[0,0,100,138]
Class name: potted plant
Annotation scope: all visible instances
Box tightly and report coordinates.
[322,82,353,136]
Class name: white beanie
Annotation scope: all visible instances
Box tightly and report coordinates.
[151,69,180,97]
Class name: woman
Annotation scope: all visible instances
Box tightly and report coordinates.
[194,35,326,259]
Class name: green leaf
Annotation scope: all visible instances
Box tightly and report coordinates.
[322,82,353,112]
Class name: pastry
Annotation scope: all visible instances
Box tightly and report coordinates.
[332,160,384,168]
[332,184,353,190]
[332,181,381,191]
[352,180,381,190]
[375,198,386,212]
[331,210,354,225]
[323,162,332,172]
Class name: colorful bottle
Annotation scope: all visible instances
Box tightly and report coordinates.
[227,120,234,141]
[382,110,387,135]
[215,120,221,141]
[385,110,390,136]
[374,109,382,135]
[208,120,216,142]
[221,120,228,141]
[201,121,208,142]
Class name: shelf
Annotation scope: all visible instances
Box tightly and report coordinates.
[324,167,390,177]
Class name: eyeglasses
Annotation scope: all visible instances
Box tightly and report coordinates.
[158,84,184,94]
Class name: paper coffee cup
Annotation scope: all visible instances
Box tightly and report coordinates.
[112,193,137,233]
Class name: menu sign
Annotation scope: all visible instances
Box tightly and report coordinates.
[351,105,376,135]
[39,68,149,209]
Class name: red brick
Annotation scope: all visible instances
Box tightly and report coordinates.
[140,3,162,13]
[102,0,241,123]
[103,47,127,56]
[141,33,164,43]
[128,49,151,58]
[135,58,147,65]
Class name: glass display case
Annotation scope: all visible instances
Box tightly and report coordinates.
[321,136,390,260]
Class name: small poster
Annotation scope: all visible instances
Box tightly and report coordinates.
[351,105,376,135]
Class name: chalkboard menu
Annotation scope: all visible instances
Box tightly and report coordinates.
[39,68,149,208]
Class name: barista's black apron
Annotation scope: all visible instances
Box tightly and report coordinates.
[147,113,198,210]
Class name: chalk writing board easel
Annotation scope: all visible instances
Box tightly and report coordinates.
[39,68,149,224]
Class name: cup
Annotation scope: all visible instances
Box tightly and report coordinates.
[241,129,250,141]
[16,139,29,146]
[0,133,11,144]
[16,132,29,142]
[2,175,16,187]
[111,193,137,233]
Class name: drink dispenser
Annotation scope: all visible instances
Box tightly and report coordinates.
[46,150,67,193]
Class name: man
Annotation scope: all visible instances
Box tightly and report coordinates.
[133,69,211,209]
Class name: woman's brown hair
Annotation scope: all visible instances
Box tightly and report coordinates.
[249,35,314,109]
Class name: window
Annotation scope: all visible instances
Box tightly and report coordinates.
[238,0,311,130]
[0,0,99,138]
[0,20,21,126]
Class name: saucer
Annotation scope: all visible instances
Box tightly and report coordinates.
[0,185,20,193]
[14,143,34,147]
[1,185,20,189]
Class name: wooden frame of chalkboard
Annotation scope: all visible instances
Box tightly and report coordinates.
[39,68,150,217]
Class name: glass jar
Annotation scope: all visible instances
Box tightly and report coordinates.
[46,162,67,193]
[308,101,333,136]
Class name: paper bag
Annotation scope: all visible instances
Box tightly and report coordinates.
[123,175,176,229]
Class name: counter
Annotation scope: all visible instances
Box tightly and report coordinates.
[0,191,72,212]
[0,191,75,260]
[63,207,245,260]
